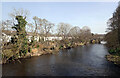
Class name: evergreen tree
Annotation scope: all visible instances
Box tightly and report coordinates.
[105,2,120,55]
[12,16,28,56]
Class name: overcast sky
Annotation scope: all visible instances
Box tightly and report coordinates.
[2,2,118,34]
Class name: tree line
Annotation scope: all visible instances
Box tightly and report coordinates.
[1,8,100,64]
[1,8,92,44]
[105,2,120,55]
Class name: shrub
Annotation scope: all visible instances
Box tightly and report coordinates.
[109,48,120,55]
[37,45,39,48]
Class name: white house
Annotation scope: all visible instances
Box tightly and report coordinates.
[2,30,66,43]
[27,36,63,42]
[2,33,12,43]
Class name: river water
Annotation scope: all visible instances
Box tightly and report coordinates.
[2,44,120,76]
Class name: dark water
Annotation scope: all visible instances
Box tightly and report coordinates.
[2,44,120,76]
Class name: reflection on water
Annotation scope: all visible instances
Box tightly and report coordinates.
[2,44,120,76]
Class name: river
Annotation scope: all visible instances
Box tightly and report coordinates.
[2,44,120,76]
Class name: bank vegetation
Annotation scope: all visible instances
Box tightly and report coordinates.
[105,2,120,66]
[0,8,103,64]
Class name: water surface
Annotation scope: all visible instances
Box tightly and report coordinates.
[2,44,120,76]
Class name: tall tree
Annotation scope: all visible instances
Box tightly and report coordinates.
[80,26,91,42]
[42,19,54,41]
[1,20,13,31]
[105,2,120,53]
[10,8,29,20]
[69,26,81,42]
[57,23,71,39]
[12,16,28,56]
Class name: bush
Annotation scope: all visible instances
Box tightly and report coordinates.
[59,45,63,49]
[37,45,39,48]
[67,43,71,47]
[109,48,120,55]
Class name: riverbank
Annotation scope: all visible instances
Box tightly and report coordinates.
[106,54,120,66]
[29,41,85,56]
[1,38,102,65]
[1,41,85,64]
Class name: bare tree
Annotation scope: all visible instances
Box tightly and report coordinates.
[69,26,81,42]
[1,20,13,31]
[80,26,92,42]
[42,19,54,41]
[28,16,43,35]
[33,16,39,36]
[9,8,30,30]
[69,26,81,38]
[57,23,71,39]
[82,26,91,34]
[1,21,5,31]
[27,23,34,33]
[9,8,29,20]
[29,17,54,43]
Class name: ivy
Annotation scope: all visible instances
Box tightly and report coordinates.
[12,16,28,57]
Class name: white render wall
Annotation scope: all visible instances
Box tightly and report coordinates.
[2,33,12,43]
[2,33,64,43]
[27,36,63,42]
[44,37,62,41]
